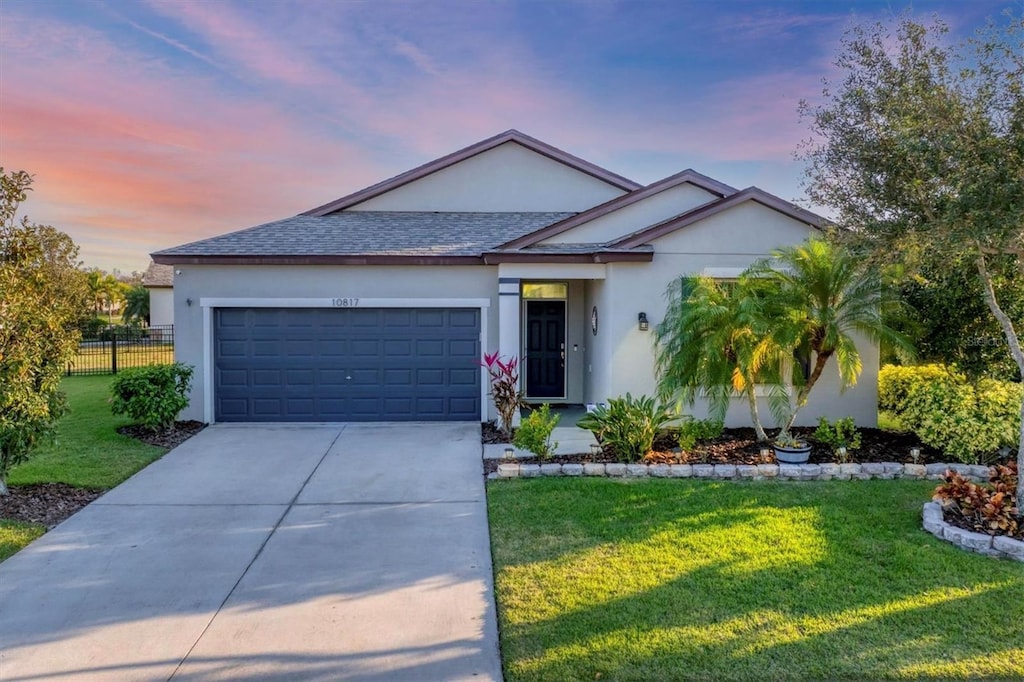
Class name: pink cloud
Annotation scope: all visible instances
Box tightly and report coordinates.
[0,13,381,271]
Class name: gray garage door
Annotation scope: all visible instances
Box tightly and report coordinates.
[214,307,480,422]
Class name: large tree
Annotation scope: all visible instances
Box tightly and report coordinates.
[0,169,90,494]
[800,16,1024,510]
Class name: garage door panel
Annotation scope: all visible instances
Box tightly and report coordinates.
[214,307,479,421]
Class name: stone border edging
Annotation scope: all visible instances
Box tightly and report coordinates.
[491,460,991,482]
[922,501,1024,562]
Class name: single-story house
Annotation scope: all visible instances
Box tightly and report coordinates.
[141,261,175,328]
[152,129,878,426]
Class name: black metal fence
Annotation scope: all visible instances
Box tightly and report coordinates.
[67,324,175,376]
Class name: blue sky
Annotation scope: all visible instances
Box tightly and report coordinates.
[0,0,1016,272]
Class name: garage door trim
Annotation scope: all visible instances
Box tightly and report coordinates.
[199,297,491,424]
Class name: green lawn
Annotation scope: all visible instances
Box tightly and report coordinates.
[2,376,165,560]
[488,479,1024,681]
[8,375,164,489]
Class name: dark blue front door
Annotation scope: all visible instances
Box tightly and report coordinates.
[525,300,565,398]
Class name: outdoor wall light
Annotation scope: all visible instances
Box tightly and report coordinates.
[186,298,193,307]
[638,312,649,332]
[504,447,515,460]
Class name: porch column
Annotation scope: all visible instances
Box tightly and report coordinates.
[498,277,522,425]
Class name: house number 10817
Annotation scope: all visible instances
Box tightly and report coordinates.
[332,297,360,308]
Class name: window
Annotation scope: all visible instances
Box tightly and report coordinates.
[521,282,567,299]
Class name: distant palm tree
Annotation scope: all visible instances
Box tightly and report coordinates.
[745,238,911,437]
[122,285,150,325]
[655,275,786,442]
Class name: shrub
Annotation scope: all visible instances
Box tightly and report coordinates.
[878,364,1022,464]
[480,352,524,438]
[110,363,194,431]
[934,462,1020,538]
[813,417,862,460]
[677,416,724,452]
[513,404,560,459]
[577,394,675,463]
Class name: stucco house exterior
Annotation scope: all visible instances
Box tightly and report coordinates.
[152,130,878,426]
[141,261,174,327]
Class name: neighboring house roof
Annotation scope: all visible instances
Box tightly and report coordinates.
[301,129,642,216]
[498,168,738,250]
[153,212,574,265]
[141,261,174,288]
[609,187,827,249]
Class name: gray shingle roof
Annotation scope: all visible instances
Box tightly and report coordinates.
[154,212,574,258]
[141,261,174,287]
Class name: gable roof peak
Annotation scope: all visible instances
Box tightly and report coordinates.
[301,129,641,217]
[496,166,738,250]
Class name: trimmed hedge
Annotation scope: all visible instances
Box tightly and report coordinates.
[879,364,1022,463]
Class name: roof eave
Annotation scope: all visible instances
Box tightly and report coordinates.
[482,251,653,265]
[150,254,486,266]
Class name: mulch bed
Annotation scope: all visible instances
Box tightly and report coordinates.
[117,420,206,448]
[482,423,1010,476]
[0,484,105,528]
[1,420,206,531]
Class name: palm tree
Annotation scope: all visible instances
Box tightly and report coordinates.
[745,238,911,437]
[122,285,150,325]
[655,275,786,442]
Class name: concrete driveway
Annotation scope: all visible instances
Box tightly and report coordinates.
[0,423,501,681]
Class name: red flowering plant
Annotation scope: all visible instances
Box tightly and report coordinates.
[480,352,525,438]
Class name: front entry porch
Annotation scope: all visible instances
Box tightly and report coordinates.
[498,267,604,408]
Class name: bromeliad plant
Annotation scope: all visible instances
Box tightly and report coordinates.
[480,352,525,438]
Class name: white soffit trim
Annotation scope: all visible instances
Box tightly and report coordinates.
[200,297,491,308]
[701,267,746,279]
[496,263,607,280]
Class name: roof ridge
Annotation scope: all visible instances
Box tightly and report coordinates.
[300,130,641,217]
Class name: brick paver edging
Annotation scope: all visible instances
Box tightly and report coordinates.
[921,501,1024,562]
[491,460,991,482]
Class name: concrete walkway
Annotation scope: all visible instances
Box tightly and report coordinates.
[0,424,501,681]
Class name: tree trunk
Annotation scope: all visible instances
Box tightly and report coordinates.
[975,250,1024,514]
[785,350,833,432]
[0,477,8,496]
[746,386,769,441]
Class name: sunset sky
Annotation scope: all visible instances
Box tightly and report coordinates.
[0,0,1014,273]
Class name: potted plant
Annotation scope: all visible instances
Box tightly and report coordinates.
[773,430,812,464]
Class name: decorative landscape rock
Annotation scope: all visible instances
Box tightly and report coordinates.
[714,464,737,479]
[497,463,520,478]
[818,463,839,480]
[562,463,584,477]
[649,464,671,478]
[757,464,779,478]
[583,463,606,476]
[921,500,1023,562]
[540,463,562,477]
[736,465,759,479]
[903,463,926,479]
[778,464,801,480]
[669,463,693,478]
[606,463,627,477]
[520,464,541,478]
[799,464,821,480]
[626,464,649,478]
[692,464,715,478]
